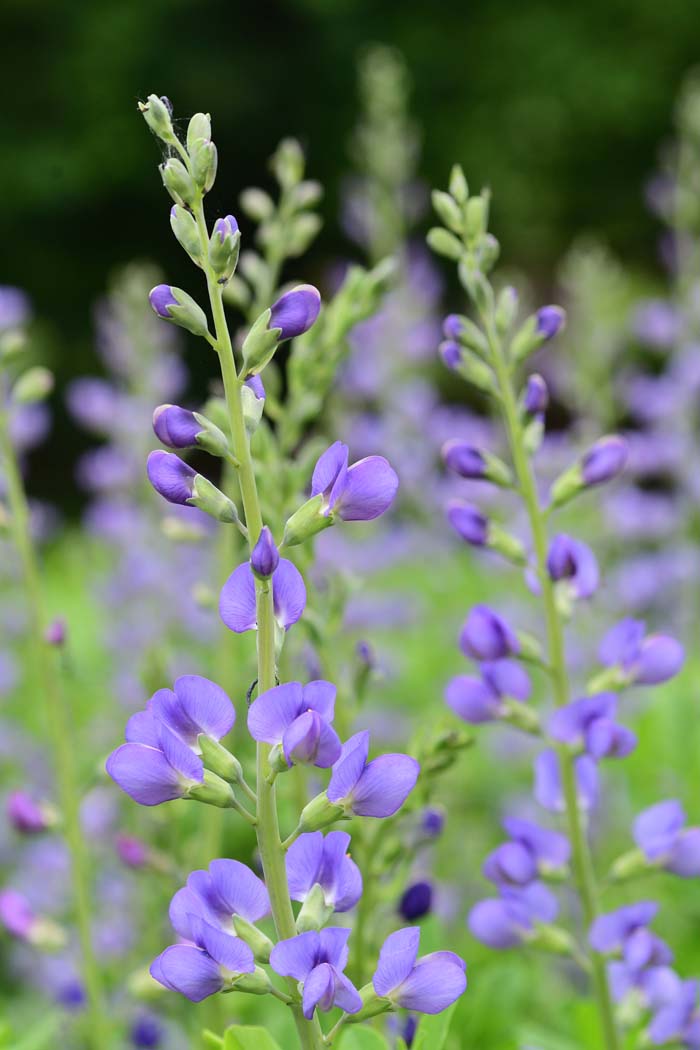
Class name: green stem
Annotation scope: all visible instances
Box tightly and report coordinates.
[483,318,621,1050]
[0,414,108,1050]
[191,195,324,1050]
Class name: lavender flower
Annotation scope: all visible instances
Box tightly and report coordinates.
[546,534,600,599]
[445,659,531,724]
[269,285,321,340]
[168,860,270,939]
[152,405,201,449]
[589,902,671,973]
[146,450,196,505]
[634,801,700,877]
[311,440,399,521]
[247,681,341,769]
[581,436,629,487]
[446,501,489,546]
[151,916,255,1002]
[536,306,566,340]
[398,881,433,921]
[483,818,570,886]
[6,791,51,834]
[269,928,362,1019]
[523,374,548,416]
[372,927,466,1013]
[459,605,520,661]
[250,526,279,578]
[219,558,306,633]
[286,831,362,913]
[547,694,637,760]
[534,750,599,812]
[327,731,419,818]
[469,882,558,949]
[598,618,684,685]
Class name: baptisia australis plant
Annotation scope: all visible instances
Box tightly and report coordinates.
[429,167,688,1048]
[105,94,466,1050]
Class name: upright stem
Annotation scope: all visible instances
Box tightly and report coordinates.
[191,196,324,1050]
[483,319,621,1050]
[0,415,108,1050]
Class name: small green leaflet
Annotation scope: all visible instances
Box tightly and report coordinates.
[339,1027,391,1050]
[223,1026,284,1050]
[413,1004,458,1050]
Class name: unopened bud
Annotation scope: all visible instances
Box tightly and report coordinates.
[12,367,53,405]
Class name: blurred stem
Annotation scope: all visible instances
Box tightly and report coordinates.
[481,313,621,1050]
[0,413,108,1050]
[190,187,324,1050]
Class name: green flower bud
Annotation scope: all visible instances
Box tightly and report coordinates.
[160,158,197,208]
[286,213,323,257]
[530,923,578,956]
[190,138,218,193]
[149,285,210,338]
[549,465,584,509]
[240,188,275,222]
[189,475,241,524]
[487,522,527,565]
[232,917,274,963]
[209,219,241,283]
[186,112,212,153]
[449,164,469,204]
[495,286,520,334]
[608,848,650,884]
[516,631,545,664]
[465,195,488,241]
[295,883,333,933]
[271,138,304,188]
[198,735,244,785]
[170,205,202,265]
[455,351,495,395]
[502,699,541,734]
[477,233,500,272]
[427,226,463,261]
[0,329,28,360]
[187,770,237,808]
[139,94,176,143]
[12,367,53,405]
[289,180,323,209]
[282,494,331,547]
[431,190,463,233]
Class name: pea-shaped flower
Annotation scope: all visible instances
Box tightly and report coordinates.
[589,902,671,974]
[327,731,419,818]
[546,534,599,600]
[286,831,362,915]
[483,817,570,887]
[151,915,255,1002]
[534,749,599,813]
[168,859,270,940]
[373,927,466,1014]
[311,441,399,522]
[445,659,531,725]
[633,801,700,878]
[247,681,341,769]
[598,618,684,686]
[469,882,558,950]
[270,928,362,1019]
[459,605,520,661]
[219,558,306,634]
[547,693,636,760]
[106,675,234,806]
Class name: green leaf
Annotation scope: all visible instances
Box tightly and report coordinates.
[223,1026,283,1050]
[413,1004,457,1050]
[202,1031,224,1049]
[339,1028,390,1050]
[8,1014,62,1050]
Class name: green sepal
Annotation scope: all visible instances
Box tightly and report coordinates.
[529,922,579,957]
[229,967,276,997]
[160,158,197,208]
[495,285,519,334]
[12,367,54,405]
[170,205,202,265]
[282,494,331,547]
[189,475,240,524]
[198,735,244,785]
[297,791,345,834]
[190,137,218,193]
[161,287,210,338]
[486,523,527,565]
[187,112,211,153]
[209,227,241,284]
[241,381,265,434]
[549,465,584,509]
[449,164,469,203]
[454,352,495,395]
[502,699,541,734]
[192,412,231,458]
[295,882,333,933]
[608,848,650,883]
[431,190,463,234]
[186,769,237,808]
[241,309,279,375]
[465,195,488,241]
[342,983,393,1024]
[139,94,176,143]
[232,917,274,963]
[427,227,463,261]
[509,313,547,366]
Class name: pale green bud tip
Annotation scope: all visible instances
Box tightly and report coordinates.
[139,95,175,139]
[12,367,54,404]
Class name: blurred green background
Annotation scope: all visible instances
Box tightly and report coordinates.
[3,0,700,510]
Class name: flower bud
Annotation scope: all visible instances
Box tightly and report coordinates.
[398,881,433,921]
[241,376,266,433]
[439,339,462,370]
[138,94,176,143]
[608,848,649,883]
[12,367,53,405]
[240,187,275,221]
[148,285,209,338]
[189,138,218,193]
[510,306,566,365]
[186,770,237,808]
[495,286,519,334]
[251,526,279,579]
[209,215,240,282]
[6,791,53,834]
[198,735,244,785]
[427,227,463,260]
[449,164,469,204]
[45,619,66,646]
[282,494,330,547]
[169,205,202,265]
[269,285,321,341]
[432,190,464,233]
[442,440,512,486]
[186,112,211,153]
[232,967,277,997]
[115,833,150,869]
[465,195,488,240]
[581,435,628,487]
[522,374,548,416]
[159,158,197,208]
[232,917,274,963]
[271,137,304,189]
[146,450,196,505]
[153,405,230,458]
[442,314,489,357]
[460,605,520,661]
[447,501,489,545]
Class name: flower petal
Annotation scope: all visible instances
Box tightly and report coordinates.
[157,944,223,1002]
[272,559,307,630]
[350,754,420,817]
[319,927,351,970]
[302,680,337,722]
[125,706,161,747]
[270,931,320,981]
[188,916,255,974]
[105,743,188,806]
[302,962,335,1018]
[248,683,303,745]
[208,859,270,923]
[333,970,363,1014]
[373,927,421,997]
[173,675,235,743]
[327,732,370,803]
[219,562,257,634]
[393,952,467,1013]
[311,442,348,498]
[286,833,324,902]
[336,456,399,521]
[158,723,204,782]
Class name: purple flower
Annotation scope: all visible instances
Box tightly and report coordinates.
[534,750,599,812]
[647,979,700,1047]
[439,340,462,370]
[634,801,700,877]
[286,831,362,912]
[106,675,234,806]
[130,1013,163,1048]
[311,441,399,521]
[327,731,419,818]
[214,214,239,241]
[632,299,680,349]
[598,619,684,685]
[483,817,570,886]
[523,374,548,416]
[168,860,270,940]
[0,286,31,330]
[399,882,433,921]
[151,916,255,1002]
[535,306,565,339]
[146,450,196,505]
[442,441,487,479]
[443,315,465,340]
[250,526,279,578]
[445,659,531,724]
[148,285,179,320]
[45,619,66,646]
[581,436,628,487]
[459,605,520,661]
[270,928,362,1019]
[0,889,38,941]
[373,927,466,1014]
[6,791,50,834]
[219,558,306,633]
[152,405,201,449]
[546,535,599,599]
[269,285,321,341]
[589,902,671,975]
[115,833,149,869]
[446,501,489,546]
[469,882,558,949]
[245,375,265,400]
[247,681,341,769]
[547,694,636,760]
